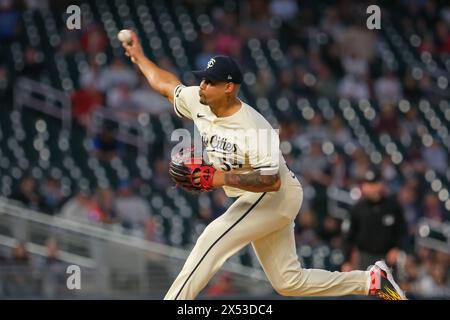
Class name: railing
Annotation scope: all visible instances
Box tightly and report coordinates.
[14,77,72,133]
[89,108,152,156]
[416,218,450,254]
[0,197,272,298]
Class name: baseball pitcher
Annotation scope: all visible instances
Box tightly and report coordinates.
[121,31,406,300]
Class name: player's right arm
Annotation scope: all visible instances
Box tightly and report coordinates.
[122,31,181,104]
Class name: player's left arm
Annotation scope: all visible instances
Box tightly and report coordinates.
[212,171,281,193]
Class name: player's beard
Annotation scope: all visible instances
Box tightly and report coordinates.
[199,94,208,105]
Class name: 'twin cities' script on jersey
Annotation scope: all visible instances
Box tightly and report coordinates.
[202,134,238,153]
[171,127,281,176]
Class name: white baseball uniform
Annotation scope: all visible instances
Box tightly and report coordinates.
[164,85,370,300]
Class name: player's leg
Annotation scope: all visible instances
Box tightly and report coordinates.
[252,222,370,297]
[164,191,294,300]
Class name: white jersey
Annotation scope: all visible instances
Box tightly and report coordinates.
[173,85,293,197]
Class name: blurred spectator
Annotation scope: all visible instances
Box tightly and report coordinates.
[314,64,338,99]
[10,242,30,265]
[114,180,153,234]
[320,7,345,41]
[59,190,92,223]
[348,147,371,182]
[60,188,113,224]
[0,65,11,102]
[130,74,171,115]
[152,158,171,192]
[298,141,330,185]
[24,0,49,10]
[269,68,296,102]
[422,192,445,223]
[402,73,421,102]
[106,83,134,112]
[321,42,344,78]
[374,103,400,138]
[0,0,20,42]
[436,20,450,54]
[338,27,376,67]
[329,115,352,148]
[93,187,116,224]
[40,177,65,214]
[337,74,370,101]
[294,209,320,246]
[20,46,44,80]
[342,170,407,270]
[35,238,68,298]
[398,254,425,296]
[397,183,420,247]
[241,0,274,40]
[58,29,82,56]
[253,68,276,98]
[91,125,122,161]
[374,70,403,105]
[341,52,369,78]
[2,242,36,297]
[329,153,349,189]
[211,189,231,219]
[269,0,299,23]
[380,155,401,192]
[421,139,448,176]
[79,58,102,90]
[80,23,108,56]
[71,81,104,128]
[98,57,138,92]
[11,175,45,211]
[144,216,164,243]
[301,114,331,144]
[399,107,422,147]
[415,263,450,297]
[298,141,332,227]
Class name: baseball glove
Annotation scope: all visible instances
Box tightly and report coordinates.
[169,148,216,193]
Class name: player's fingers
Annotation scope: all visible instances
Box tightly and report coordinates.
[130,31,138,44]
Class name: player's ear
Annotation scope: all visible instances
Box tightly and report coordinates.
[224,82,235,94]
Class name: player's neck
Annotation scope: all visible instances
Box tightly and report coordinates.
[210,97,242,118]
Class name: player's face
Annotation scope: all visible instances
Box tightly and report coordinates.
[361,181,384,200]
[199,79,229,105]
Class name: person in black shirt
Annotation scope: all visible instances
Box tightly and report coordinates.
[342,169,407,271]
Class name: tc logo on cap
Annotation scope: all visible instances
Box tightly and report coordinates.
[207,58,216,69]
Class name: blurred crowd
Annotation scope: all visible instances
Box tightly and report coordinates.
[0,238,70,298]
[1,0,450,298]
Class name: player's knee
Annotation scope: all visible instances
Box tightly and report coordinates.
[273,283,296,296]
[272,272,305,296]
[272,278,296,296]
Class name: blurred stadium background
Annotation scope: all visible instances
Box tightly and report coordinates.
[0,0,449,299]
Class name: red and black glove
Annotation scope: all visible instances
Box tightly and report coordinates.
[169,149,216,192]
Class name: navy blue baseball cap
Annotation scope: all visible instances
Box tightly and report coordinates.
[192,55,243,84]
[360,169,382,183]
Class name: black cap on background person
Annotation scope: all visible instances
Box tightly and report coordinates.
[192,56,243,84]
[360,169,383,184]
[359,169,386,202]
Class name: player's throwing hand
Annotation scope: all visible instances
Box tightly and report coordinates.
[120,30,143,64]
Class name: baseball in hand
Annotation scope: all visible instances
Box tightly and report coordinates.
[117,29,132,44]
